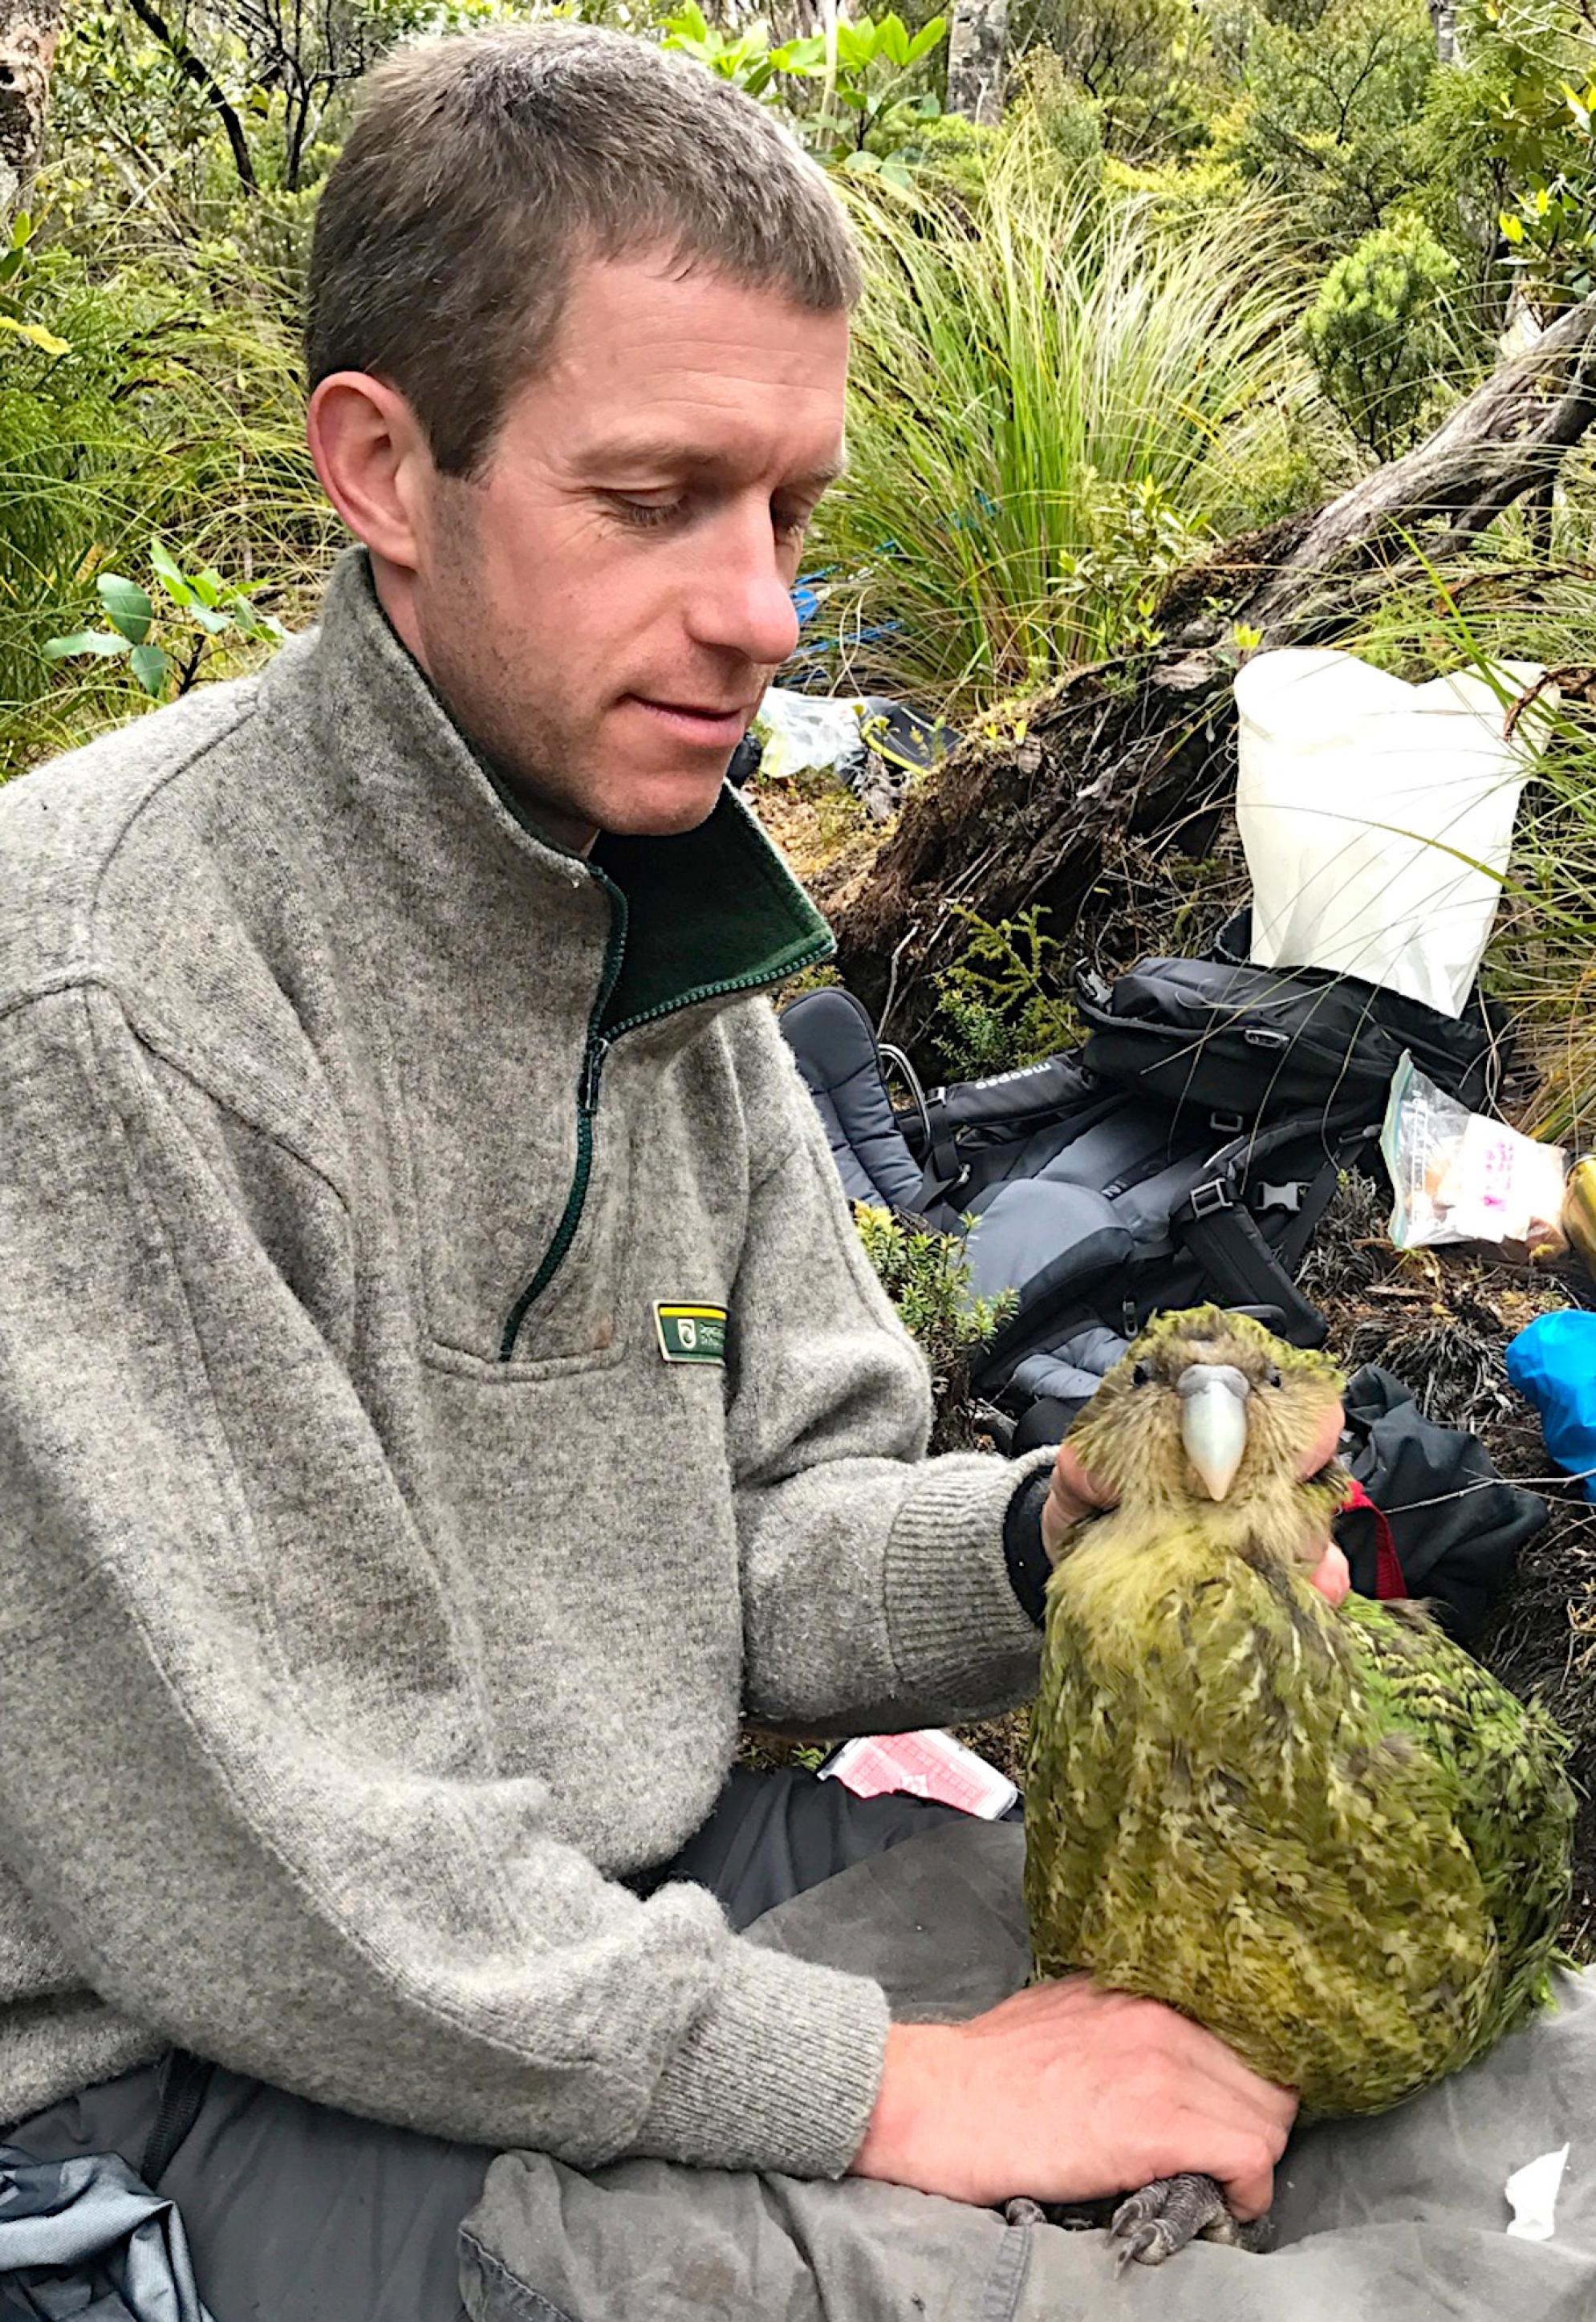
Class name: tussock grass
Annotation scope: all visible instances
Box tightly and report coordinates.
[812,134,1314,708]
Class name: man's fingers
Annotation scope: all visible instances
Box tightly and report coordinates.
[1159,2013,1298,2131]
[1299,1399,1346,1480]
[1307,1541,1350,1606]
[1199,2129,1279,2223]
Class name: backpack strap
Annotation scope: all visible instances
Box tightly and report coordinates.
[1177,1175,1330,1347]
[1343,1477,1407,1599]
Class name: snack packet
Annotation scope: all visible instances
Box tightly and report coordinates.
[1382,1053,1567,1264]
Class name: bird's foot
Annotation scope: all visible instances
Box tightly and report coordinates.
[1110,2174,1273,2267]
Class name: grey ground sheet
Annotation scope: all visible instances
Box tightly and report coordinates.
[463,1818,1596,2322]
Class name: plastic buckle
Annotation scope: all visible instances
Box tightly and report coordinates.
[1255,1180,1305,1214]
[1188,1179,1234,1220]
[1209,1111,1245,1135]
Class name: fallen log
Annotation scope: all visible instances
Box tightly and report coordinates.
[832,294,1596,1059]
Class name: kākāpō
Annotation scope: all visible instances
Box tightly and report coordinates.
[1023,1305,1574,2267]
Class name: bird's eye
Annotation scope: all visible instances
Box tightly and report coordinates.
[1265,1366,1283,1388]
[1131,1361,1153,1386]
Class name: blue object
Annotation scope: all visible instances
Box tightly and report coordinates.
[1505,1310,1596,1501]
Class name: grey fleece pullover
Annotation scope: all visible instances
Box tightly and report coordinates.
[0,546,1048,2178]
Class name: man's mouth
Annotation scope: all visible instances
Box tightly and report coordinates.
[627,696,754,747]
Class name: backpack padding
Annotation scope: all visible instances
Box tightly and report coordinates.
[779,988,928,1212]
[965,1181,1135,1314]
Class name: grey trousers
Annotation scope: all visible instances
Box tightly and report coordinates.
[2,1770,969,2322]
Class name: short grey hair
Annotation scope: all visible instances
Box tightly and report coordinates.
[305,22,862,477]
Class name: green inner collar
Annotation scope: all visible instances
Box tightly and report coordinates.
[593,786,833,1033]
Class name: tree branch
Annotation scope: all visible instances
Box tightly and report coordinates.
[122,0,258,192]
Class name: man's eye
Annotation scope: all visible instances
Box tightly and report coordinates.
[609,497,686,530]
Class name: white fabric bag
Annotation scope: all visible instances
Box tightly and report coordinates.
[1234,647,1551,1016]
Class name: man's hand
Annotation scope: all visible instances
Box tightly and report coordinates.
[1042,1401,1352,1609]
[851,1978,1294,2216]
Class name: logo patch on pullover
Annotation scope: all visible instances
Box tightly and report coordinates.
[654,1303,728,1364]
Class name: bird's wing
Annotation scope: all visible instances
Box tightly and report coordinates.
[1343,1595,1575,2036]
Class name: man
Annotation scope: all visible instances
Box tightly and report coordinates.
[0,25,1343,2316]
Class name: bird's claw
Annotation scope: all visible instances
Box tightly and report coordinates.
[1110,2172,1255,2266]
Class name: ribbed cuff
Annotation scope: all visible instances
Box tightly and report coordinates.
[1003,1467,1055,1628]
[883,1449,1054,1711]
[634,1936,891,2178]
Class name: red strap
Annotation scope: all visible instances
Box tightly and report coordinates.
[1343,1476,1406,1600]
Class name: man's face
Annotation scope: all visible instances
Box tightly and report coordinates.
[391,252,850,850]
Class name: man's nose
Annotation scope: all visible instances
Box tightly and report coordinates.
[686,505,803,669]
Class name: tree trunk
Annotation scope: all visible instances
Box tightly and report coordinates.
[833,293,1596,1053]
[1428,0,1460,65]
[945,0,1006,125]
[0,0,62,225]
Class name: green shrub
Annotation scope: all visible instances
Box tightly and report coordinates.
[1011,0,1221,160]
[933,905,1080,1078]
[0,246,332,776]
[1214,0,1437,257]
[1305,217,1460,459]
[852,1204,1016,1449]
[1416,0,1596,327]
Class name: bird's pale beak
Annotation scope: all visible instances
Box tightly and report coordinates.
[1177,1363,1251,1500]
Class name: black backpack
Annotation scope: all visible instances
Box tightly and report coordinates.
[780,936,1498,1439]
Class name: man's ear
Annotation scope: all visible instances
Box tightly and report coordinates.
[307,371,434,574]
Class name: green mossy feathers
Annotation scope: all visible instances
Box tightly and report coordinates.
[1025,1306,1574,2117]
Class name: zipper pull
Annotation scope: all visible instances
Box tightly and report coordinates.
[580,1037,608,1114]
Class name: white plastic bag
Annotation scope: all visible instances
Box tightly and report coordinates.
[751,688,867,784]
[1235,648,1553,1017]
[1382,1052,1567,1262]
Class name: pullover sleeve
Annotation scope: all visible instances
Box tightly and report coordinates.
[727,1012,1050,1733]
[0,985,889,2175]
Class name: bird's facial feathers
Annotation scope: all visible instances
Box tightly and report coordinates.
[1069,1307,1345,1537]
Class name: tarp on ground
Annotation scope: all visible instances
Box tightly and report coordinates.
[463,1817,1596,2322]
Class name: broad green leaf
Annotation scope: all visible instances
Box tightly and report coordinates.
[230,599,258,639]
[189,566,223,609]
[835,83,870,108]
[42,629,127,659]
[96,573,154,643]
[129,643,170,696]
[877,11,910,67]
[906,17,946,61]
[149,538,193,606]
[835,21,873,70]
[190,602,231,635]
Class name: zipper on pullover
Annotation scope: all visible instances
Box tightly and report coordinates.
[497,871,830,1362]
